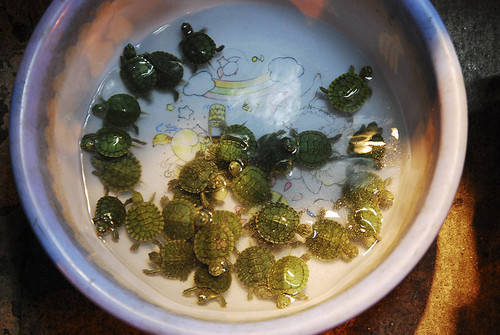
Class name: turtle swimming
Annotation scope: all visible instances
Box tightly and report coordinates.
[142,51,184,101]
[120,43,157,94]
[320,65,373,114]
[143,239,196,281]
[235,246,275,300]
[252,130,297,175]
[348,122,386,169]
[229,163,272,208]
[92,195,126,241]
[91,152,141,193]
[124,192,164,251]
[80,127,146,158]
[183,266,232,307]
[193,223,234,276]
[91,93,142,134]
[161,196,211,240]
[337,170,394,210]
[290,129,342,169]
[179,22,224,71]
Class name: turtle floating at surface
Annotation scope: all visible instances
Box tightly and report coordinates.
[179,22,225,71]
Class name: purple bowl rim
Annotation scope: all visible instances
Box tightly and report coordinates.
[10,0,467,334]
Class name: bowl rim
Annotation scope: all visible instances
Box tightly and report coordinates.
[10,0,467,334]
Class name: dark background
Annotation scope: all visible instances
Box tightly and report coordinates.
[1,0,499,334]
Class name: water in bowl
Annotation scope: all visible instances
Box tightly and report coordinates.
[80,2,408,320]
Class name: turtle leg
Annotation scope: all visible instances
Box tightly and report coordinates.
[276,294,292,309]
[132,138,147,145]
[111,229,119,242]
[216,45,225,52]
[130,241,141,251]
[319,86,329,94]
[172,89,180,102]
[142,268,161,276]
[133,124,139,134]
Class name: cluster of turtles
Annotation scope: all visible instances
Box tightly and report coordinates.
[80,22,395,309]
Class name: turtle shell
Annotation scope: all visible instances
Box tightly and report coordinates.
[266,255,309,296]
[143,51,183,89]
[162,198,197,240]
[193,224,234,267]
[214,139,250,165]
[93,127,132,158]
[93,195,126,236]
[91,153,141,193]
[255,202,300,244]
[231,166,271,206]
[157,240,196,280]
[99,94,141,128]
[212,210,242,241]
[125,198,164,242]
[252,131,297,174]
[305,218,358,261]
[347,205,382,248]
[193,266,232,294]
[120,55,157,93]
[235,246,275,288]
[296,130,332,168]
[177,157,218,193]
[171,185,203,206]
[342,171,390,208]
[180,32,217,65]
[326,67,372,114]
[221,124,257,155]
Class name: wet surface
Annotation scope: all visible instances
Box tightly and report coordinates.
[1,0,498,333]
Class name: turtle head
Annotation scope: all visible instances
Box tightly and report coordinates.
[181,22,194,37]
[360,66,373,81]
[80,133,97,152]
[282,137,298,154]
[229,161,243,177]
[123,43,137,60]
[91,102,108,118]
[94,213,113,237]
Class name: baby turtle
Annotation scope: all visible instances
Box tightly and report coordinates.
[290,129,342,169]
[305,210,358,261]
[143,240,196,281]
[208,138,251,168]
[91,152,141,193]
[253,202,311,245]
[255,254,310,309]
[125,192,164,251]
[143,51,184,101]
[80,127,146,158]
[183,266,232,307]
[235,246,275,299]
[179,22,224,70]
[347,205,383,248]
[221,124,257,156]
[339,171,394,209]
[230,164,272,207]
[193,224,234,276]
[161,197,211,240]
[212,210,243,241]
[169,155,227,208]
[92,93,142,133]
[252,130,297,175]
[92,195,126,241]
[348,122,386,169]
[120,43,157,94]
[320,65,373,114]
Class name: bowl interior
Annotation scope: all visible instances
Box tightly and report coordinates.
[14,0,463,332]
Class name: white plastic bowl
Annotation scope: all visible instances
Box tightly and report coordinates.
[10,0,466,334]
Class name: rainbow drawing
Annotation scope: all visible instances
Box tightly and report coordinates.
[204,72,277,100]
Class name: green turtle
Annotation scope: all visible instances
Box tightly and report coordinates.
[183,266,232,307]
[124,192,164,251]
[221,124,257,156]
[207,138,251,168]
[91,93,142,134]
[255,254,310,309]
[91,152,141,193]
[252,202,311,245]
[346,205,383,248]
[143,51,184,101]
[235,246,275,299]
[252,130,297,175]
[92,195,126,241]
[211,210,242,241]
[193,224,234,276]
[338,170,394,210]
[290,129,342,169]
[161,197,211,240]
[179,22,224,70]
[80,127,146,158]
[320,65,373,114]
[143,240,196,281]
[119,43,157,94]
[348,122,386,169]
[305,210,358,261]
[229,163,272,207]
[168,155,228,208]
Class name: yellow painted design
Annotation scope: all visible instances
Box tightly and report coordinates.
[213,72,270,89]
[152,133,172,146]
[242,101,252,112]
[166,104,175,111]
[271,191,288,205]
